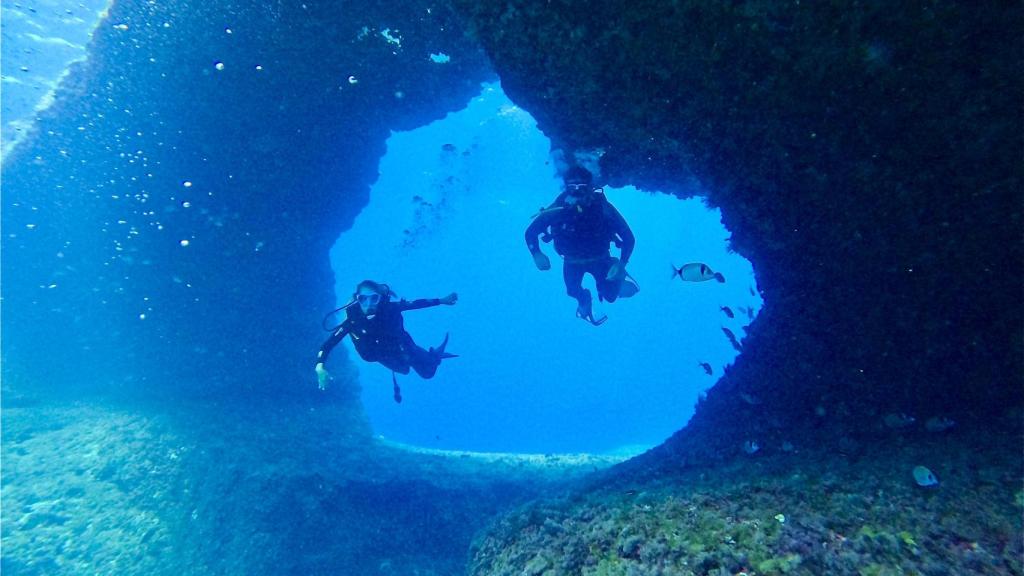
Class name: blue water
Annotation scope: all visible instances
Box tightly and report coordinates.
[329,83,761,454]
[0,0,764,458]
[0,0,110,158]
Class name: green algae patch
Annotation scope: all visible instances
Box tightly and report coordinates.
[470,439,1023,576]
[471,489,799,575]
[757,553,803,574]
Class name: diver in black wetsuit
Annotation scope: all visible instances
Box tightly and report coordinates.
[315,280,457,402]
[525,166,638,325]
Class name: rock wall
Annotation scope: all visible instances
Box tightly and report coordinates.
[1,0,492,404]
[3,1,1020,572]
[453,0,1023,461]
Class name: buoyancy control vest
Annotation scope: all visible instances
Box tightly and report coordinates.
[343,301,410,362]
[546,189,619,259]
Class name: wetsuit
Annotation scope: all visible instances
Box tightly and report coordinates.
[317,298,445,378]
[525,192,635,306]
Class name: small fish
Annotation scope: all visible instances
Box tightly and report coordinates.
[742,440,760,455]
[748,285,756,296]
[884,413,915,428]
[739,392,761,405]
[672,263,725,283]
[912,465,939,487]
[721,327,743,352]
[924,416,955,433]
[698,362,713,375]
[720,306,734,318]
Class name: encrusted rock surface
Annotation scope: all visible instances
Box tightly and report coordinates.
[453,1,1023,572]
[454,0,1022,461]
[2,400,608,575]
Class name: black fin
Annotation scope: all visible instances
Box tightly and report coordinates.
[392,372,402,403]
[434,332,450,354]
[577,310,608,326]
[431,333,457,360]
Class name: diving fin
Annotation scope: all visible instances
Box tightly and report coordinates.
[577,310,608,326]
[576,305,608,326]
[430,333,458,360]
[607,258,639,299]
[575,289,607,326]
[619,274,640,298]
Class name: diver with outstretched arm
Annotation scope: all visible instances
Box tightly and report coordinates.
[315,280,457,402]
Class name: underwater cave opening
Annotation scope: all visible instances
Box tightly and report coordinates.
[329,82,762,455]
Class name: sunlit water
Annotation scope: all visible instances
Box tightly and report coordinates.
[330,83,762,454]
[1,0,111,158]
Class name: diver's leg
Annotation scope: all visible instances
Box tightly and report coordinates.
[562,261,592,316]
[378,356,411,375]
[593,256,621,303]
[404,332,453,379]
[409,344,440,379]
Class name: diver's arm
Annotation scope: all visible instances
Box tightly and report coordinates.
[609,205,635,264]
[397,294,457,311]
[315,326,348,390]
[524,210,557,255]
[398,298,441,311]
[525,211,556,270]
[316,326,349,365]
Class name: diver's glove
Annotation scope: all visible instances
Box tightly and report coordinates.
[315,363,330,391]
[440,292,458,305]
[532,251,551,271]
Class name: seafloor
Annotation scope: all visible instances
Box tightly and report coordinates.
[0,398,619,575]
[3,397,1019,575]
[470,416,1022,575]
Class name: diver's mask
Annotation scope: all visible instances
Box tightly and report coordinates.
[565,182,590,195]
[564,182,596,209]
[356,289,383,316]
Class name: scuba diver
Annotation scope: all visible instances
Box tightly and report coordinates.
[525,166,638,325]
[315,280,458,403]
